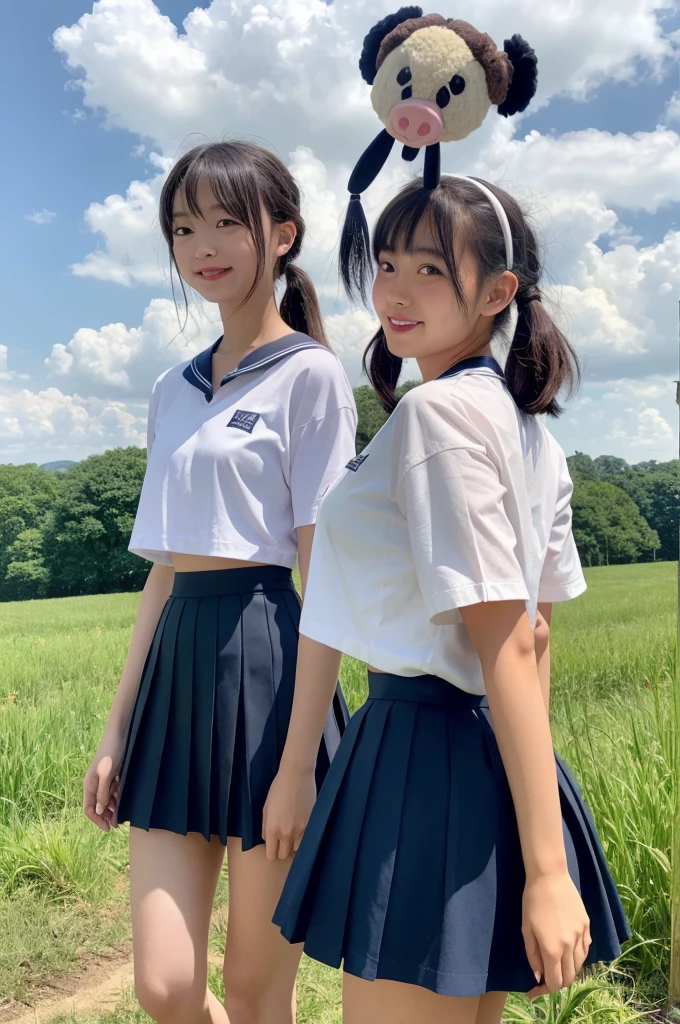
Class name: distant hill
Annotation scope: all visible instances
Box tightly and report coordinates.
[40,461,76,474]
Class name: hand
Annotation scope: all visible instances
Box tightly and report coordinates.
[262,766,316,863]
[83,735,124,833]
[523,871,591,999]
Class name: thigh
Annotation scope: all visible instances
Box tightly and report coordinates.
[475,992,508,1024]
[343,975,482,1024]
[223,838,303,991]
[129,827,225,990]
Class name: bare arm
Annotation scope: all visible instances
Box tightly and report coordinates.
[106,562,175,737]
[460,599,590,994]
[262,525,342,859]
[84,562,174,830]
[535,603,552,712]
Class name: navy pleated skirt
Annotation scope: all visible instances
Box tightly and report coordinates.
[274,671,630,996]
[116,566,348,851]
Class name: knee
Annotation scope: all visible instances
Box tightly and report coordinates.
[223,959,283,1024]
[135,973,207,1023]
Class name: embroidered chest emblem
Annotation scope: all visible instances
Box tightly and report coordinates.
[227,410,261,433]
[346,453,369,472]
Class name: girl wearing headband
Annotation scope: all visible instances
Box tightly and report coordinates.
[265,174,629,1023]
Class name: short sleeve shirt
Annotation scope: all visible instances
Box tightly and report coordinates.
[128,333,357,567]
[299,367,585,693]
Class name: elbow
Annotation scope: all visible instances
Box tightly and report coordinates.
[533,611,550,659]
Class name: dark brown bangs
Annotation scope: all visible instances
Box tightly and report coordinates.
[371,182,469,308]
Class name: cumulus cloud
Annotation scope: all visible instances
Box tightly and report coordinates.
[70,170,167,286]
[44,298,220,399]
[551,376,678,463]
[476,124,680,215]
[27,0,678,466]
[26,209,56,225]
[53,0,673,158]
[0,386,147,464]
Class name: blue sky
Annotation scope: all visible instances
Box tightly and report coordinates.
[2,0,679,465]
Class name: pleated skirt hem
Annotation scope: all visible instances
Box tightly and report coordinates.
[273,671,630,996]
[116,566,348,852]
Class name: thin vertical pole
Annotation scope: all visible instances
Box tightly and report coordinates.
[669,299,680,1009]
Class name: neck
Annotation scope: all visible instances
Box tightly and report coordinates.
[216,289,293,366]
[417,321,493,384]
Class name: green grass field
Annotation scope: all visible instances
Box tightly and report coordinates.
[0,561,676,1023]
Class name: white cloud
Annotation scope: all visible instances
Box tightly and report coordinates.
[605,404,675,453]
[551,376,678,463]
[71,171,166,286]
[44,298,219,399]
[32,0,679,466]
[0,346,30,384]
[0,346,10,380]
[476,123,680,215]
[665,90,680,123]
[26,209,56,225]
[0,386,146,464]
[53,0,673,159]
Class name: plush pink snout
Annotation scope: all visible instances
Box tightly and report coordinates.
[386,99,444,147]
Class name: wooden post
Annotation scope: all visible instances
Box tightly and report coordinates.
[670,300,680,1010]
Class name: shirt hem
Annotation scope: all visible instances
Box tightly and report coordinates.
[128,538,295,569]
[298,617,485,695]
[537,577,587,602]
[426,580,530,618]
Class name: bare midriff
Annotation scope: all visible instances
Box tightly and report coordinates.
[171,553,271,573]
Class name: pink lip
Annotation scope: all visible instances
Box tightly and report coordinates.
[196,267,231,280]
[387,317,421,334]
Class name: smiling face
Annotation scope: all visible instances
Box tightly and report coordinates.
[372,214,517,380]
[373,220,480,366]
[171,176,295,310]
[371,25,493,145]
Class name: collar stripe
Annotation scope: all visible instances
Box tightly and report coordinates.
[182,335,323,399]
[191,358,212,390]
[220,342,320,385]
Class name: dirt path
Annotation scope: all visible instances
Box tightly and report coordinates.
[0,951,224,1024]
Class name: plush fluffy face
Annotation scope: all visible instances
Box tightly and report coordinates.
[371,26,492,144]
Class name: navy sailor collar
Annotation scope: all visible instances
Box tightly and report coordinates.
[183,332,323,402]
[437,355,504,381]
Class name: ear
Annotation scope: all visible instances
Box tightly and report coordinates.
[359,6,423,84]
[497,35,538,117]
[481,271,519,318]
[275,221,297,258]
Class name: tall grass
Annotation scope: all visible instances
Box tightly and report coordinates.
[0,562,675,1018]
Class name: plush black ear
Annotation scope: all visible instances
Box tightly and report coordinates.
[359,6,423,85]
[497,35,538,117]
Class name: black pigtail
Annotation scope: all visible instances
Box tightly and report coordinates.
[341,128,397,304]
[340,196,372,305]
[280,264,330,347]
[505,291,580,416]
[363,329,403,413]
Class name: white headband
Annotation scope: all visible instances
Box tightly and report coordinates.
[448,175,514,271]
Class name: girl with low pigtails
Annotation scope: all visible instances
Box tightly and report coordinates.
[264,8,630,1022]
[83,140,355,1024]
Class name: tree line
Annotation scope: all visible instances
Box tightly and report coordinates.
[0,385,676,602]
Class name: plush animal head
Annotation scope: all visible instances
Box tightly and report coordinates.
[340,7,538,302]
[361,8,537,148]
